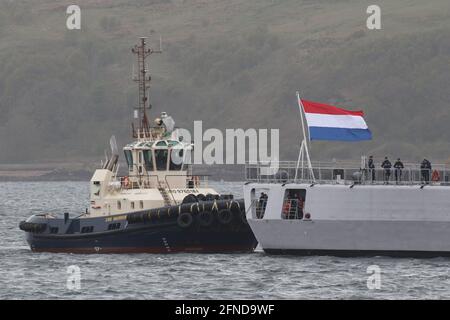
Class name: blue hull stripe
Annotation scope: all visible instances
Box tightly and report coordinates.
[309,127,372,141]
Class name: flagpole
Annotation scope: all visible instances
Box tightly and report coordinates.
[296,92,307,140]
[295,91,315,181]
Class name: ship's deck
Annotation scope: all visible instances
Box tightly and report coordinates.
[245,160,450,186]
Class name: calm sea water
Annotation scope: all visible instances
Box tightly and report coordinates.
[0,181,449,299]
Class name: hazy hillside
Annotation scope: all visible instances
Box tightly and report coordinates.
[1,0,450,166]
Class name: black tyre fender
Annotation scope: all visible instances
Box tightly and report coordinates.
[196,193,206,202]
[205,193,215,201]
[217,209,233,225]
[148,210,158,223]
[197,210,214,227]
[182,194,198,204]
[190,203,200,215]
[240,209,249,225]
[19,221,47,233]
[177,212,194,228]
[229,201,241,215]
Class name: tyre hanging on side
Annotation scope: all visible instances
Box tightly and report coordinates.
[197,210,214,227]
[182,194,198,204]
[177,212,194,228]
[217,209,233,225]
[196,193,206,202]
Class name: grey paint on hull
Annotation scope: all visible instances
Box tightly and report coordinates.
[249,219,450,253]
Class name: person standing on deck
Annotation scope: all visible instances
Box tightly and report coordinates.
[394,158,404,184]
[257,192,268,218]
[421,159,432,184]
[368,155,375,182]
[381,157,392,184]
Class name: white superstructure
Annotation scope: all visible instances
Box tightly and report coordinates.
[88,128,218,217]
[85,37,219,218]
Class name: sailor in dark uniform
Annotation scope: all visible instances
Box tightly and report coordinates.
[381,156,392,184]
[368,155,375,182]
[394,158,404,184]
[421,159,432,184]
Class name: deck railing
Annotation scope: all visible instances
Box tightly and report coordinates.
[245,161,450,186]
[114,174,209,190]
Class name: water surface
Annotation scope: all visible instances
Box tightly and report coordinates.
[1,181,448,299]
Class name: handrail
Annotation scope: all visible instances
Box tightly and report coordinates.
[164,174,210,189]
[116,173,161,189]
[115,173,211,191]
[246,161,450,186]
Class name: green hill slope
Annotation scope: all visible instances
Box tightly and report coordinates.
[1,0,450,164]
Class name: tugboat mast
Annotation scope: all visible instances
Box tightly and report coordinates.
[131,37,161,139]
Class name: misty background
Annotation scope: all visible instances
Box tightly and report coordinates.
[1,0,450,178]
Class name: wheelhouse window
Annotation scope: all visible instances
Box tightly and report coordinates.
[169,149,184,170]
[143,150,154,171]
[50,227,59,234]
[124,150,133,170]
[155,149,168,171]
[92,181,101,197]
[81,226,94,233]
[138,151,143,173]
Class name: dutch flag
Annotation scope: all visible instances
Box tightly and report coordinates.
[300,99,372,142]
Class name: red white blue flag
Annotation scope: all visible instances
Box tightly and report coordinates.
[300,99,372,141]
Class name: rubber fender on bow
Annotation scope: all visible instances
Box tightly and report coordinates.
[19,221,47,233]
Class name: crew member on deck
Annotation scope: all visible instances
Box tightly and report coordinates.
[381,156,392,184]
[394,158,404,184]
[421,158,432,184]
[368,155,375,182]
[257,192,268,218]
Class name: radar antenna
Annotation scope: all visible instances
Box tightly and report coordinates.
[131,37,162,138]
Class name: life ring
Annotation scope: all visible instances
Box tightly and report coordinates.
[432,170,440,182]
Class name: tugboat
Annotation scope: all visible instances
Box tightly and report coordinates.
[19,38,257,254]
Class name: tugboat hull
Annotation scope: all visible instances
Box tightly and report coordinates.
[21,199,258,254]
[26,227,256,254]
